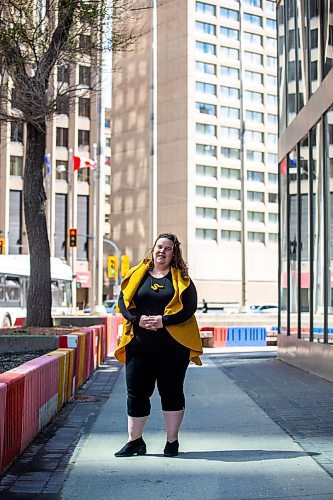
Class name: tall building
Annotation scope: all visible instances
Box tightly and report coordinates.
[111,0,278,307]
[277,0,333,379]
[0,55,110,310]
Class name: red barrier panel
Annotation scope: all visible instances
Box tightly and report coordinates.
[213,327,228,347]
[0,383,7,469]
[0,372,25,472]
[10,356,59,452]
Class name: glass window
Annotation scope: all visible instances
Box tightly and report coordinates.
[244,0,262,6]
[196,81,217,95]
[221,86,240,99]
[221,188,241,199]
[196,185,217,198]
[268,193,278,203]
[79,34,91,50]
[196,144,217,156]
[245,70,263,84]
[267,94,278,106]
[220,8,239,21]
[266,36,277,50]
[56,94,69,115]
[248,211,264,222]
[221,230,241,241]
[244,51,263,65]
[244,90,263,103]
[196,164,217,178]
[245,130,264,143]
[196,228,217,240]
[246,110,264,122]
[77,195,89,260]
[247,191,264,202]
[221,147,240,159]
[56,127,68,148]
[268,172,278,183]
[267,75,277,87]
[105,118,111,128]
[221,47,239,60]
[220,27,239,40]
[247,171,264,182]
[10,122,24,143]
[196,21,216,35]
[196,61,216,75]
[79,97,91,118]
[247,150,264,162]
[221,66,240,79]
[244,32,263,46]
[268,212,278,223]
[266,18,276,30]
[244,13,263,27]
[55,193,67,259]
[57,65,69,83]
[248,231,265,243]
[221,209,241,221]
[221,167,240,180]
[196,101,216,115]
[10,156,23,177]
[9,191,22,255]
[78,130,90,150]
[268,113,278,125]
[265,1,275,12]
[78,66,91,86]
[196,1,216,16]
[269,233,278,243]
[56,160,68,181]
[220,126,240,139]
[196,207,217,219]
[267,55,277,68]
[267,152,278,164]
[196,123,217,136]
[196,40,216,55]
[221,106,240,119]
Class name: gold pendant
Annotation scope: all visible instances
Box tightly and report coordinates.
[150,283,164,292]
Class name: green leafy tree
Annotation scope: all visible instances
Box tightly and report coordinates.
[0,0,143,326]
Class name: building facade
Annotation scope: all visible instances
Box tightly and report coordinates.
[0,68,111,310]
[111,0,278,308]
[277,0,333,379]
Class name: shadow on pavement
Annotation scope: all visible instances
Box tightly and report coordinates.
[146,449,319,462]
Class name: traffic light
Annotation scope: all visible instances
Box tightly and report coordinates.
[121,255,130,277]
[0,237,5,254]
[108,256,118,278]
[68,228,78,248]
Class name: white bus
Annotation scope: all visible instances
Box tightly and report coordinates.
[0,255,73,327]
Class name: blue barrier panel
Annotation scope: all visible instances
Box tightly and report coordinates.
[226,327,267,346]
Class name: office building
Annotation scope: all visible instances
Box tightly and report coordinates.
[111,0,278,307]
[277,0,333,380]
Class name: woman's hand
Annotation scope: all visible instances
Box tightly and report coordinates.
[139,315,163,331]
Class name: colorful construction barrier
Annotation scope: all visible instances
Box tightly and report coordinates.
[0,313,125,474]
[200,326,267,347]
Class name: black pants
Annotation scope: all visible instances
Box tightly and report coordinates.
[125,348,190,417]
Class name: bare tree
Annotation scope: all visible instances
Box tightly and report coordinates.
[0,0,145,326]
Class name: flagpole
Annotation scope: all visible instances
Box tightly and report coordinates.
[68,148,77,313]
[91,143,98,311]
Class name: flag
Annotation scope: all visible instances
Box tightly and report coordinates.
[73,155,96,171]
[44,154,51,175]
[280,158,287,175]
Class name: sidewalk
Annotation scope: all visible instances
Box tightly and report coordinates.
[1,347,333,499]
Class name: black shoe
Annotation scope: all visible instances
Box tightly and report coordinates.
[115,437,146,457]
[164,440,179,457]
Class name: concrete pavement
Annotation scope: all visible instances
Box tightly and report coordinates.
[2,347,333,499]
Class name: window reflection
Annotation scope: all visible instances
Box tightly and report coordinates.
[288,148,298,333]
[279,156,288,334]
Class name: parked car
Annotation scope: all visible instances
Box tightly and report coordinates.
[249,304,279,313]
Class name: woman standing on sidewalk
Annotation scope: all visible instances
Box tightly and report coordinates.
[114,233,202,457]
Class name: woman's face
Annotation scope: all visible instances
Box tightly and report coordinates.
[153,238,174,269]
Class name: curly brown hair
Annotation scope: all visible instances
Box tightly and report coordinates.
[145,233,189,279]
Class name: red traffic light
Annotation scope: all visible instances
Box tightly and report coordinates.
[68,228,78,248]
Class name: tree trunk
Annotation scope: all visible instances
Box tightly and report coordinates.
[23,122,52,327]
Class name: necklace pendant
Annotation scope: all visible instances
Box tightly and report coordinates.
[151,283,164,292]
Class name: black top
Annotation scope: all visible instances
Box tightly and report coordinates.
[118,271,197,353]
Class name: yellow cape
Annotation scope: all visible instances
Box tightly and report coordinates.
[114,260,203,365]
